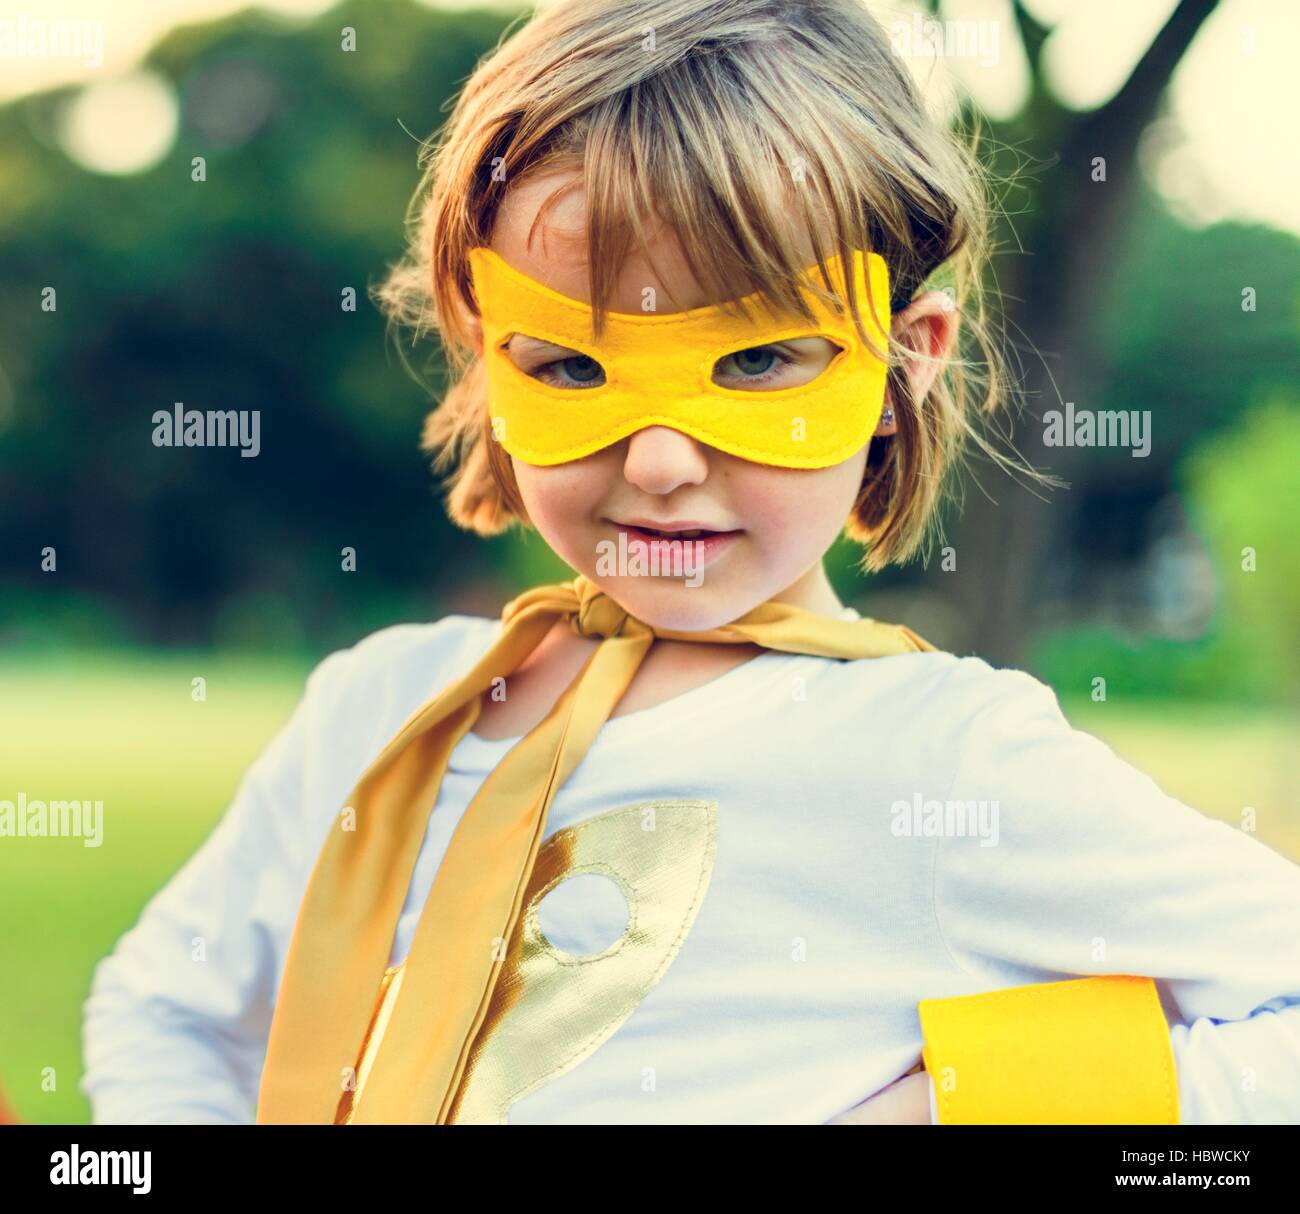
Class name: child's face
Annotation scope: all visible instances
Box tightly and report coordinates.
[470,169,948,630]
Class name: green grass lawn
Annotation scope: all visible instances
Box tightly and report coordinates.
[0,650,312,1125]
[1,652,1296,1124]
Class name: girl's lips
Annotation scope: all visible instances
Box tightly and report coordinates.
[612,523,741,568]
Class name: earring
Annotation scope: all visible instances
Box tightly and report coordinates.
[880,406,895,428]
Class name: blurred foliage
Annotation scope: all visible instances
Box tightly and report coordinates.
[0,1,539,655]
[1180,396,1300,695]
[1032,395,1300,702]
[1098,203,1300,466]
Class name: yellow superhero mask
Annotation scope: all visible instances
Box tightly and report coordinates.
[468,245,893,469]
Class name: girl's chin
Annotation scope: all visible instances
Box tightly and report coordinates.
[594,578,758,633]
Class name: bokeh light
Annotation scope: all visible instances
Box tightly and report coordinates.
[57,70,178,175]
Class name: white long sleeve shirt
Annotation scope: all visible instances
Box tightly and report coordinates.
[80,611,1300,1124]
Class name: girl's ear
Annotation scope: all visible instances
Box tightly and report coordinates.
[884,290,961,412]
[466,312,485,358]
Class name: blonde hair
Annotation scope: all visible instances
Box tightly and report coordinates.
[374,0,1041,573]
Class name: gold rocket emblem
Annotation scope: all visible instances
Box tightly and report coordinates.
[341,798,718,1124]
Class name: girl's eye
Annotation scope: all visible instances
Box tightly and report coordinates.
[532,354,606,389]
[503,335,607,389]
[724,347,780,377]
[711,338,841,391]
[548,353,608,387]
[717,345,774,379]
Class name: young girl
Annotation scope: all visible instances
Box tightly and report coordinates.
[81,0,1300,1125]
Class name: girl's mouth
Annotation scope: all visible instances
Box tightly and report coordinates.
[609,522,742,567]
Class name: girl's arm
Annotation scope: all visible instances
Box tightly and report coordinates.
[930,667,1300,1123]
[79,650,352,1124]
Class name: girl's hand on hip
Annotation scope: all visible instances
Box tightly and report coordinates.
[824,1070,931,1124]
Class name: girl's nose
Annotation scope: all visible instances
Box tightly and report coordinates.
[620,425,711,495]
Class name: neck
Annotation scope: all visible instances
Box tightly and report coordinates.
[765,560,846,617]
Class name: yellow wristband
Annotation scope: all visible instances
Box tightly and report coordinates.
[919,974,1180,1124]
